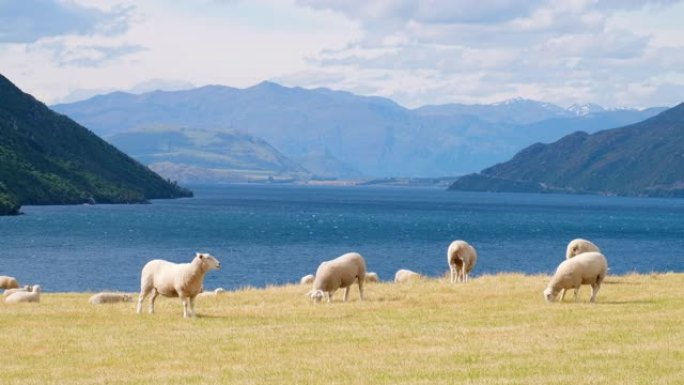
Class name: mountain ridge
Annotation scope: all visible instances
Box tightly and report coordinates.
[449,103,684,197]
[0,74,192,215]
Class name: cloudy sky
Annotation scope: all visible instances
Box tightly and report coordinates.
[1,0,683,108]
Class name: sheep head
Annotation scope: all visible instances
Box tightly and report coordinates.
[543,287,557,302]
[307,289,325,303]
[195,253,221,271]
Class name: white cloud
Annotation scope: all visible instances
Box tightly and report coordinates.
[0,0,682,109]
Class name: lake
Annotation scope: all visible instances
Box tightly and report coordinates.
[1,184,683,292]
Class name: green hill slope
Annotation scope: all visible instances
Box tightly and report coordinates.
[450,103,684,197]
[0,74,192,215]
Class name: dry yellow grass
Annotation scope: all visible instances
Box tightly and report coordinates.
[1,273,683,385]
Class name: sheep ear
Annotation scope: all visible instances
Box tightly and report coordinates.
[305,290,313,297]
[198,253,205,259]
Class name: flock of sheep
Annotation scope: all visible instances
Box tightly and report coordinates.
[0,238,609,318]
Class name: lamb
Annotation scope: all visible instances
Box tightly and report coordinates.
[3,285,32,297]
[447,240,478,283]
[197,288,225,298]
[136,252,221,318]
[5,285,41,303]
[544,251,608,303]
[394,269,421,283]
[566,238,600,259]
[307,252,366,303]
[0,275,19,290]
[365,272,379,283]
[89,292,132,305]
[300,274,315,285]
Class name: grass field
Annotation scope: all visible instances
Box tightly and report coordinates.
[1,273,683,385]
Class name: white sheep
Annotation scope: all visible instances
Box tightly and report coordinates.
[136,253,221,318]
[300,274,315,285]
[566,238,600,259]
[0,275,19,290]
[561,239,601,299]
[3,285,32,297]
[447,240,478,283]
[196,288,225,298]
[5,285,41,303]
[89,292,132,305]
[394,269,422,283]
[365,272,379,283]
[307,252,366,303]
[544,251,608,303]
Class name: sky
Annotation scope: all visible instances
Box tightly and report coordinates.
[0,0,683,109]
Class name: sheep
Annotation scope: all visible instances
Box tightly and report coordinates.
[566,238,600,259]
[300,274,315,285]
[544,251,608,303]
[365,272,380,283]
[136,252,221,318]
[0,275,19,290]
[89,292,132,305]
[561,239,601,298]
[394,269,421,283]
[196,288,225,298]
[447,240,478,283]
[3,285,31,297]
[307,252,366,303]
[5,285,41,304]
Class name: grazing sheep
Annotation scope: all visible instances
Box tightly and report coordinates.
[566,238,600,259]
[197,288,225,298]
[3,285,31,297]
[300,274,315,285]
[0,275,19,290]
[307,252,366,303]
[394,269,421,283]
[136,253,221,318]
[447,240,478,283]
[5,285,41,304]
[544,251,608,303]
[89,292,132,305]
[365,272,379,283]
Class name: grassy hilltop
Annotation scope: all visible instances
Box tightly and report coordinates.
[1,273,683,385]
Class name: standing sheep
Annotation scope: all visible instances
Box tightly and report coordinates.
[307,252,366,303]
[566,238,600,259]
[3,285,31,297]
[394,269,421,283]
[5,285,41,303]
[447,240,478,283]
[544,251,608,303]
[300,274,315,285]
[89,292,132,304]
[0,275,19,290]
[136,253,221,318]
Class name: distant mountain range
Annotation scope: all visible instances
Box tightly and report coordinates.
[52,83,666,180]
[449,103,684,197]
[0,74,191,215]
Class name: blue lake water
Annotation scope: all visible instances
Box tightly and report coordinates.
[1,184,684,292]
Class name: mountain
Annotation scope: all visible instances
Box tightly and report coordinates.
[0,74,192,215]
[106,128,310,183]
[52,83,667,178]
[449,103,684,197]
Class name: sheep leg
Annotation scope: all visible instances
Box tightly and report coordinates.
[189,296,197,317]
[573,287,580,302]
[325,292,332,304]
[136,288,151,314]
[148,290,159,314]
[343,286,350,302]
[589,283,600,303]
[358,279,364,301]
[181,296,190,318]
[558,289,566,302]
[450,265,456,284]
